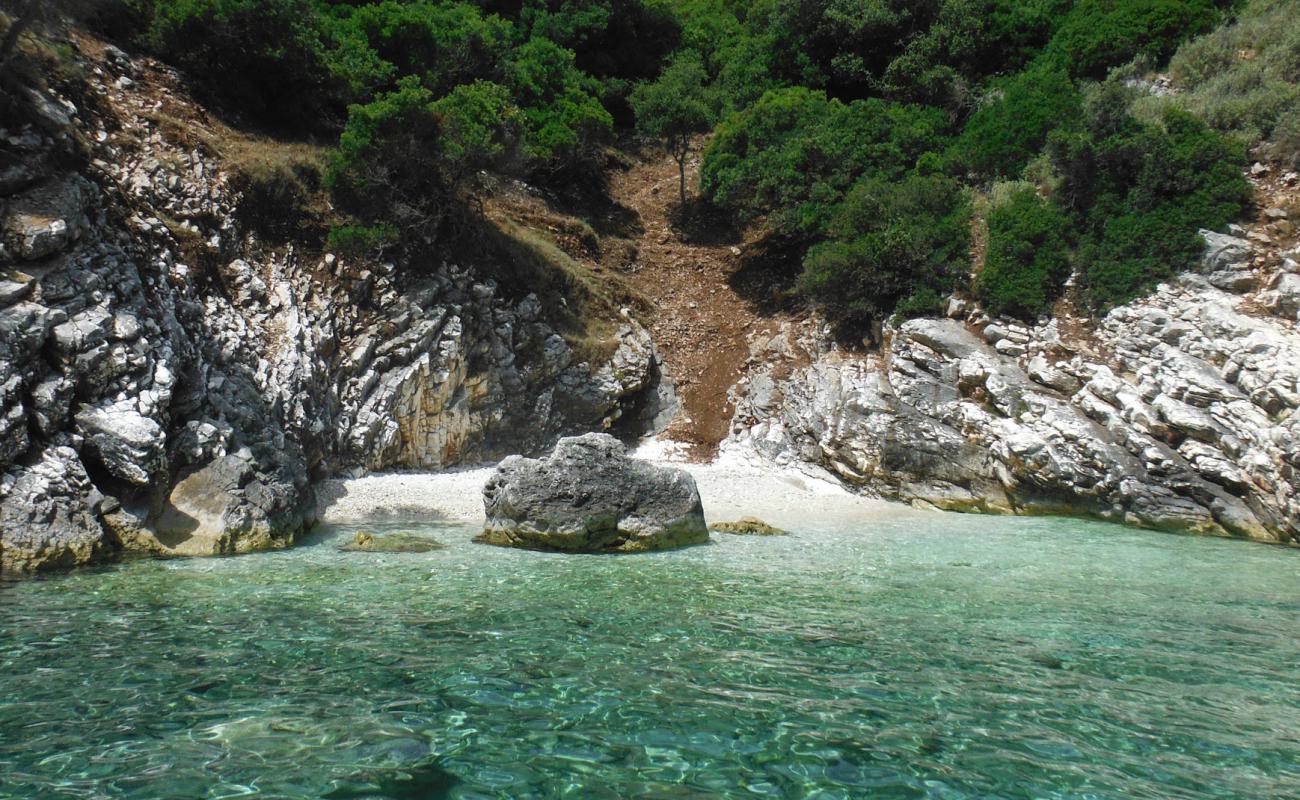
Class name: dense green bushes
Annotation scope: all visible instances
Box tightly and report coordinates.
[1050,87,1251,307]
[1046,0,1222,79]
[325,77,457,248]
[799,174,971,333]
[101,0,1273,330]
[129,0,341,127]
[1165,0,1300,164]
[505,37,613,171]
[701,88,947,237]
[951,65,1080,180]
[975,188,1072,319]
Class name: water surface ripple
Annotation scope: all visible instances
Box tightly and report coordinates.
[2,512,1298,799]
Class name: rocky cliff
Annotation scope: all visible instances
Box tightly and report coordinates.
[0,40,664,573]
[726,211,1300,544]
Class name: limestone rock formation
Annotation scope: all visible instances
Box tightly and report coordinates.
[725,229,1300,544]
[339,531,446,552]
[0,42,665,574]
[478,433,709,552]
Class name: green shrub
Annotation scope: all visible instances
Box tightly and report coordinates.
[701,87,948,237]
[1167,0,1300,162]
[519,0,680,84]
[952,63,1080,180]
[130,0,340,129]
[1046,0,1221,79]
[431,80,521,168]
[507,37,614,172]
[327,223,400,257]
[1050,85,1251,308]
[975,189,1072,320]
[798,173,970,335]
[330,1,515,98]
[326,77,455,249]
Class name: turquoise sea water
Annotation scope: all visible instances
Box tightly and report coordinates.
[2,512,1298,799]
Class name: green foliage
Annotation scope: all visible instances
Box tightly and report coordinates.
[881,0,1073,106]
[952,64,1081,180]
[519,0,680,82]
[431,80,521,167]
[130,0,338,128]
[329,0,515,98]
[1046,0,1221,79]
[1166,0,1300,164]
[975,189,1072,319]
[507,37,614,170]
[701,87,948,237]
[99,0,1271,328]
[630,50,712,144]
[1050,84,1251,308]
[799,174,971,334]
[326,77,454,249]
[630,50,712,201]
[327,223,400,257]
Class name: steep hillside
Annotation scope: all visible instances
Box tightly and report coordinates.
[0,33,664,573]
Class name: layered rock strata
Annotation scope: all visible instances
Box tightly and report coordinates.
[0,44,664,573]
[726,226,1300,544]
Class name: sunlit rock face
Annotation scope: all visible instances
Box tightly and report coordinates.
[0,48,663,575]
[726,230,1300,545]
[478,433,709,553]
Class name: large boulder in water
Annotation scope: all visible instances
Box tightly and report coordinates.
[477,433,708,552]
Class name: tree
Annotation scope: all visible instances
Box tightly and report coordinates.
[325,77,455,251]
[630,50,711,206]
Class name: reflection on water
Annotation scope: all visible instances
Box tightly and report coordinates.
[2,512,1298,799]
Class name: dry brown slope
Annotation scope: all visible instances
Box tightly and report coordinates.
[609,146,789,460]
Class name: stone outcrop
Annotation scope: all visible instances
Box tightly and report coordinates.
[478,433,709,552]
[0,42,665,574]
[726,227,1300,544]
[339,531,445,553]
[709,517,787,535]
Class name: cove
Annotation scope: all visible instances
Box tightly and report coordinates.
[2,513,1297,799]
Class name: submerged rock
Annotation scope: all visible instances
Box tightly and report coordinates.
[477,433,708,552]
[709,516,788,535]
[339,531,445,553]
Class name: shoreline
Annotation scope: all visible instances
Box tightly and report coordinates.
[315,442,914,532]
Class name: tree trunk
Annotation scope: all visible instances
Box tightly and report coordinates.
[675,133,688,208]
[678,155,686,208]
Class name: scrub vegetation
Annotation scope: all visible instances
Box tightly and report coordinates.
[19,0,1296,335]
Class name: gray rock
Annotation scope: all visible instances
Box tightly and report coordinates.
[0,447,110,575]
[725,261,1300,544]
[2,174,89,260]
[478,433,708,552]
[1199,230,1252,271]
[75,404,166,486]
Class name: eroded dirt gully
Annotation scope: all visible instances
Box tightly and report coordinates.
[609,144,795,460]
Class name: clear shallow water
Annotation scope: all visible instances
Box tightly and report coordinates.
[2,512,1298,800]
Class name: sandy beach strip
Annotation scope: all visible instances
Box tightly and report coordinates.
[314,441,913,531]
